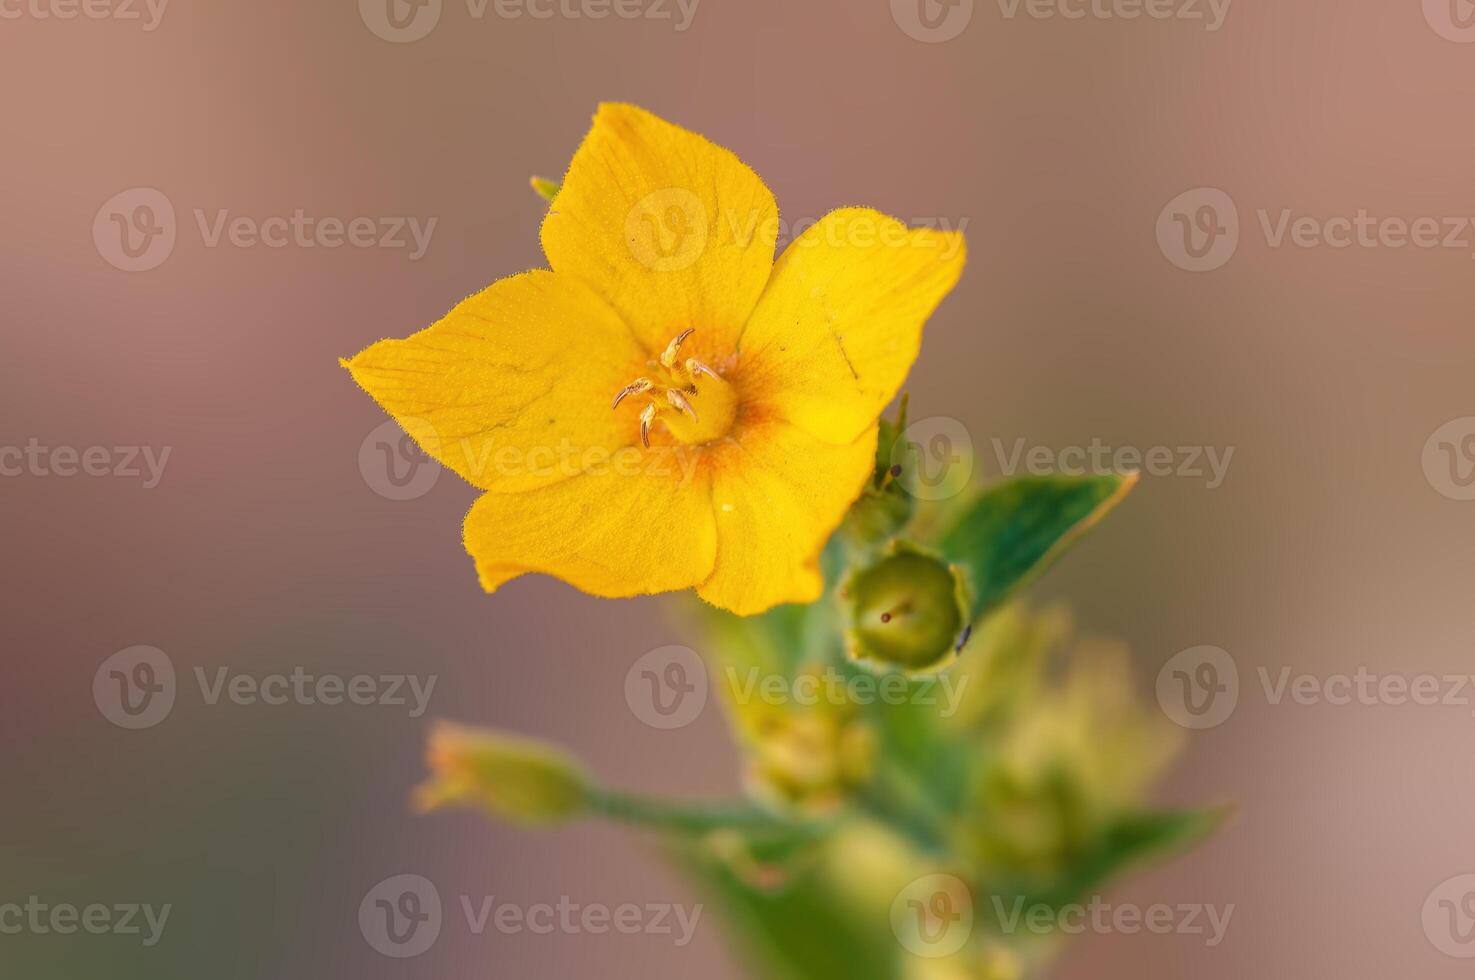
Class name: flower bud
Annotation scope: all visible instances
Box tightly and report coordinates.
[745,701,877,814]
[529,175,561,202]
[415,721,589,826]
[844,545,969,673]
[843,482,914,543]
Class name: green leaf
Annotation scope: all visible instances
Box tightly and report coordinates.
[938,474,1137,621]
[673,845,899,980]
[1018,805,1232,911]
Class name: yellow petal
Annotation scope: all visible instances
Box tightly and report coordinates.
[542,103,780,354]
[699,416,878,615]
[343,270,646,493]
[464,460,716,599]
[735,209,966,445]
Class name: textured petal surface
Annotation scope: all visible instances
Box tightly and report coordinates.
[343,270,646,493]
[698,414,879,616]
[465,461,716,599]
[735,208,966,445]
[541,103,779,356]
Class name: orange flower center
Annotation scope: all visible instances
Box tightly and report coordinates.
[612,328,737,447]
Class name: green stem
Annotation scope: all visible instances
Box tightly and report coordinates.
[857,765,955,857]
[587,788,824,838]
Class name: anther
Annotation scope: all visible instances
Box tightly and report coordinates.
[659,328,695,370]
[612,378,654,410]
[667,389,698,421]
[639,404,657,449]
[686,358,720,382]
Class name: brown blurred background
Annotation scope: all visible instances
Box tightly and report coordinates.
[4,0,1475,976]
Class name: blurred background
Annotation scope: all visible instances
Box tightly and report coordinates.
[4,0,1475,976]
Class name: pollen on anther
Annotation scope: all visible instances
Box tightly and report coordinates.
[639,404,657,448]
[667,389,698,421]
[612,378,653,410]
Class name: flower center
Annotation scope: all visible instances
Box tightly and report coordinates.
[612,328,737,447]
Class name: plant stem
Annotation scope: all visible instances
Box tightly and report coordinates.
[587,787,824,838]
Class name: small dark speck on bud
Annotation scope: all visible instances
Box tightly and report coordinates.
[889,464,902,478]
[955,624,972,653]
[880,613,892,623]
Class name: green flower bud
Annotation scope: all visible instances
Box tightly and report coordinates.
[843,482,914,543]
[529,176,561,202]
[415,722,589,826]
[844,545,969,673]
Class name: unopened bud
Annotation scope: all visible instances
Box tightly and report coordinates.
[844,545,968,673]
[415,721,588,825]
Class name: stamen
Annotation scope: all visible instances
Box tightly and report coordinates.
[667,389,698,421]
[686,358,720,382]
[659,328,695,370]
[610,328,735,448]
[639,404,657,448]
[611,378,654,410]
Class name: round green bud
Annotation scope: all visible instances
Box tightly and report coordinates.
[844,547,968,673]
[842,483,914,544]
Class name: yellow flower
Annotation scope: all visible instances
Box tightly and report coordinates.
[344,103,966,614]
